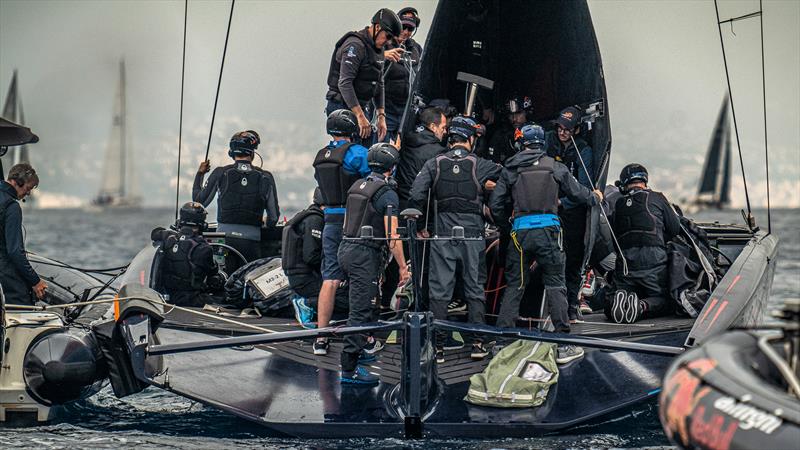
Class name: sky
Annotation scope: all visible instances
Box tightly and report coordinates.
[1,0,798,212]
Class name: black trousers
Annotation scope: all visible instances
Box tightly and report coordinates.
[288,271,349,313]
[225,236,262,274]
[496,227,570,333]
[614,263,673,318]
[338,241,385,372]
[560,206,587,320]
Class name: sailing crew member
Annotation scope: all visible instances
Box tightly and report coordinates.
[409,115,501,363]
[481,95,533,165]
[608,164,680,324]
[380,106,447,312]
[193,130,280,274]
[545,106,595,322]
[155,202,223,307]
[489,124,603,365]
[312,109,371,356]
[325,8,402,144]
[380,7,424,142]
[338,142,409,386]
[0,163,46,305]
[283,189,348,328]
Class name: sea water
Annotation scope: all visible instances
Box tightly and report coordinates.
[1,207,797,449]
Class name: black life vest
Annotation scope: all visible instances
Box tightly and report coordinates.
[217,162,266,226]
[313,143,360,207]
[613,190,663,250]
[161,232,207,293]
[432,152,482,215]
[384,39,421,105]
[326,30,384,105]
[343,177,391,244]
[281,205,323,275]
[512,155,560,216]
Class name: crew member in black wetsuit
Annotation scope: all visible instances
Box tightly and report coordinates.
[489,124,603,365]
[283,189,349,328]
[312,110,371,356]
[193,130,280,274]
[544,106,595,322]
[325,8,402,144]
[381,7,424,142]
[338,143,409,386]
[0,164,46,305]
[608,164,680,324]
[482,95,533,165]
[154,202,223,307]
[410,115,501,363]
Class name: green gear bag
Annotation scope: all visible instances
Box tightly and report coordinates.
[465,340,559,408]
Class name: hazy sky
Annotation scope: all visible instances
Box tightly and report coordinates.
[1,0,798,211]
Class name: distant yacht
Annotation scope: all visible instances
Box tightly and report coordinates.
[689,96,732,211]
[1,70,36,208]
[92,59,142,209]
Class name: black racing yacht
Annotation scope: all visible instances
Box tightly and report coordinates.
[84,0,778,439]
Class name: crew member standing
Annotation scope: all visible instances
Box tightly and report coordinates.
[489,124,603,364]
[325,8,402,144]
[338,143,409,385]
[312,110,371,355]
[409,115,501,363]
[545,106,595,322]
[482,95,533,165]
[0,164,46,305]
[381,7,424,142]
[155,202,223,307]
[193,130,280,274]
[608,164,680,324]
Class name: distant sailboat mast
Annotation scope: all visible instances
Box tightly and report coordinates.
[2,70,30,167]
[119,59,127,199]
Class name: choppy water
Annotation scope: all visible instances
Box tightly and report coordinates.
[2,207,797,449]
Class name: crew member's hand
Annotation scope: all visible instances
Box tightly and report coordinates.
[390,134,402,150]
[417,230,430,239]
[593,189,604,202]
[356,112,372,139]
[399,264,411,286]
[384,48,404,63]
[32,280,47,300]
[198,160,211,174]
[377,115,388,141]
[484,180,497,191]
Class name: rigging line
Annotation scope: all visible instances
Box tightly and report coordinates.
[203,0,236,162]
[713,0,753,226]
[759,0,772,234]
[175,0,188,221]
[717,10,761,26]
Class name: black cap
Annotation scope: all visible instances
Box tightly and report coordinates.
[556,106,581,129]
[398,7,420,28]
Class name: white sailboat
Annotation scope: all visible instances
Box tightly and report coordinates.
[92,59,142,209]
[1,70,35,207]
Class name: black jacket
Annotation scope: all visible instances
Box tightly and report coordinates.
[489,147,598,228]
[611,187,681,271]
[396,126,445,207]
[410,146,501,236]
[192,161,280,228]
[0,181,39,287]
[325,28,385,110]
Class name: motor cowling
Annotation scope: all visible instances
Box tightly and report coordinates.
[23,330,107,405]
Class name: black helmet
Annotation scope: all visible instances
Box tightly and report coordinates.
[372,8,402,38]
[398,7,421,28]
[178,201,208,228]
[326,109,358,137]
[367,142,400,172]
[448,115,479,140]
[619,163,649,186]
[228,130,260,157]
[501,95,533,114]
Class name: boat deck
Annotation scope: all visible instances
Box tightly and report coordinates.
[159,307,694,386]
